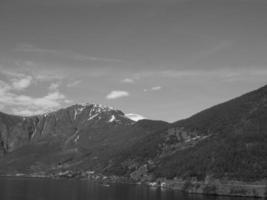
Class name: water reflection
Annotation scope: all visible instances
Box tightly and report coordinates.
[0,177,257,200]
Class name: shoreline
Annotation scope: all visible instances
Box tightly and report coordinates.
[1,172,267,198]
[158,179,267,198]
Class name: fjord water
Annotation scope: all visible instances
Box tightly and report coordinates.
[0,177,253,200]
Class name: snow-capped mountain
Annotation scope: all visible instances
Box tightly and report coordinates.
[0,102,169,176]
[64,103,134,125]
[0,103,135,154]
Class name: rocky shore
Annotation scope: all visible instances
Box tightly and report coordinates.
[150,178,267,198]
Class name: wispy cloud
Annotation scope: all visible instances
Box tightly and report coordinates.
[144,86,162,92]
[188,40,233,64]
[161,68,267,82]
[67,80,82,87]
[1,61,66,82]
[0,80,11,95]
[121,78,135,84]
[9,91,68,116]
[151,86,162,91]
[15,44,123,63]
[106,90,129,100]
[12,75,33,90]
[1,70,33,90]
[131,68,267,82]
[0,83,69,116]
[35,73,65,82]
[0,71,70,116]
[49,82,60,91]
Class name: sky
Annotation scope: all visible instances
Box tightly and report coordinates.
[0,0,267,122]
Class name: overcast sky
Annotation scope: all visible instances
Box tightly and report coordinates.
[0,0,267,122]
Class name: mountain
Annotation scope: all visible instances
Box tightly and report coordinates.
[1,85,267,186]
[124,84,267,182]
[0,104,133,154]
[0,104,169,175]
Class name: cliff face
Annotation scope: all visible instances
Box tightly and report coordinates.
[0,104,169,175]
[0,104,134,155]
[0,113,29,154]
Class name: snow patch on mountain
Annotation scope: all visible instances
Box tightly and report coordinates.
[109,115,116,122]
[78,106,85,112]
[74,110,78,120]
[81,103,114,111]
[125,113,145,121]
[88,113,99,121]
[74,135,80,143]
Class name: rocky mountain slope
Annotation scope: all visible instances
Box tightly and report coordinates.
[1,85,267,185]
[0,104,132,154]
[0,104,169,175]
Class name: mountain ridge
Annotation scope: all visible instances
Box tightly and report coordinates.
[0,85,267,197]
[0,103,135,154]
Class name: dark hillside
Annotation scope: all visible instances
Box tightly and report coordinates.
[173,84,267,135]
[155,84,267,181]
[105,85,267,181]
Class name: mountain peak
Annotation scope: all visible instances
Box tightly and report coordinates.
[40,104,144,124]
[80,103,115,111]
[58,103,135,126]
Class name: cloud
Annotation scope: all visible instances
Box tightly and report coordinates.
[144,86,162,92]
[36,73,64,82]
[49,82,60,91]
[1,71,33,90]
[121,78,134,83]
[187,40,233,64]
[0,80,11,94]
[131,68,267,83]
[6,91,68,116]
[106,90,129,99]
[0,77,70,116]
[0,66,73,116]
[160,68,267,83]
[12,76,33,90]
[151,86,162,91]
[1,61,66,82]
[15,44,123,63]
[67,80,81,87]
[125,113,146,121]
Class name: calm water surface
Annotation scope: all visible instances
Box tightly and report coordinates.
[0,177,256,200]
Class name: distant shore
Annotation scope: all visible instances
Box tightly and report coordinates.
[2,172,267,198]
[155,178,267,198]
